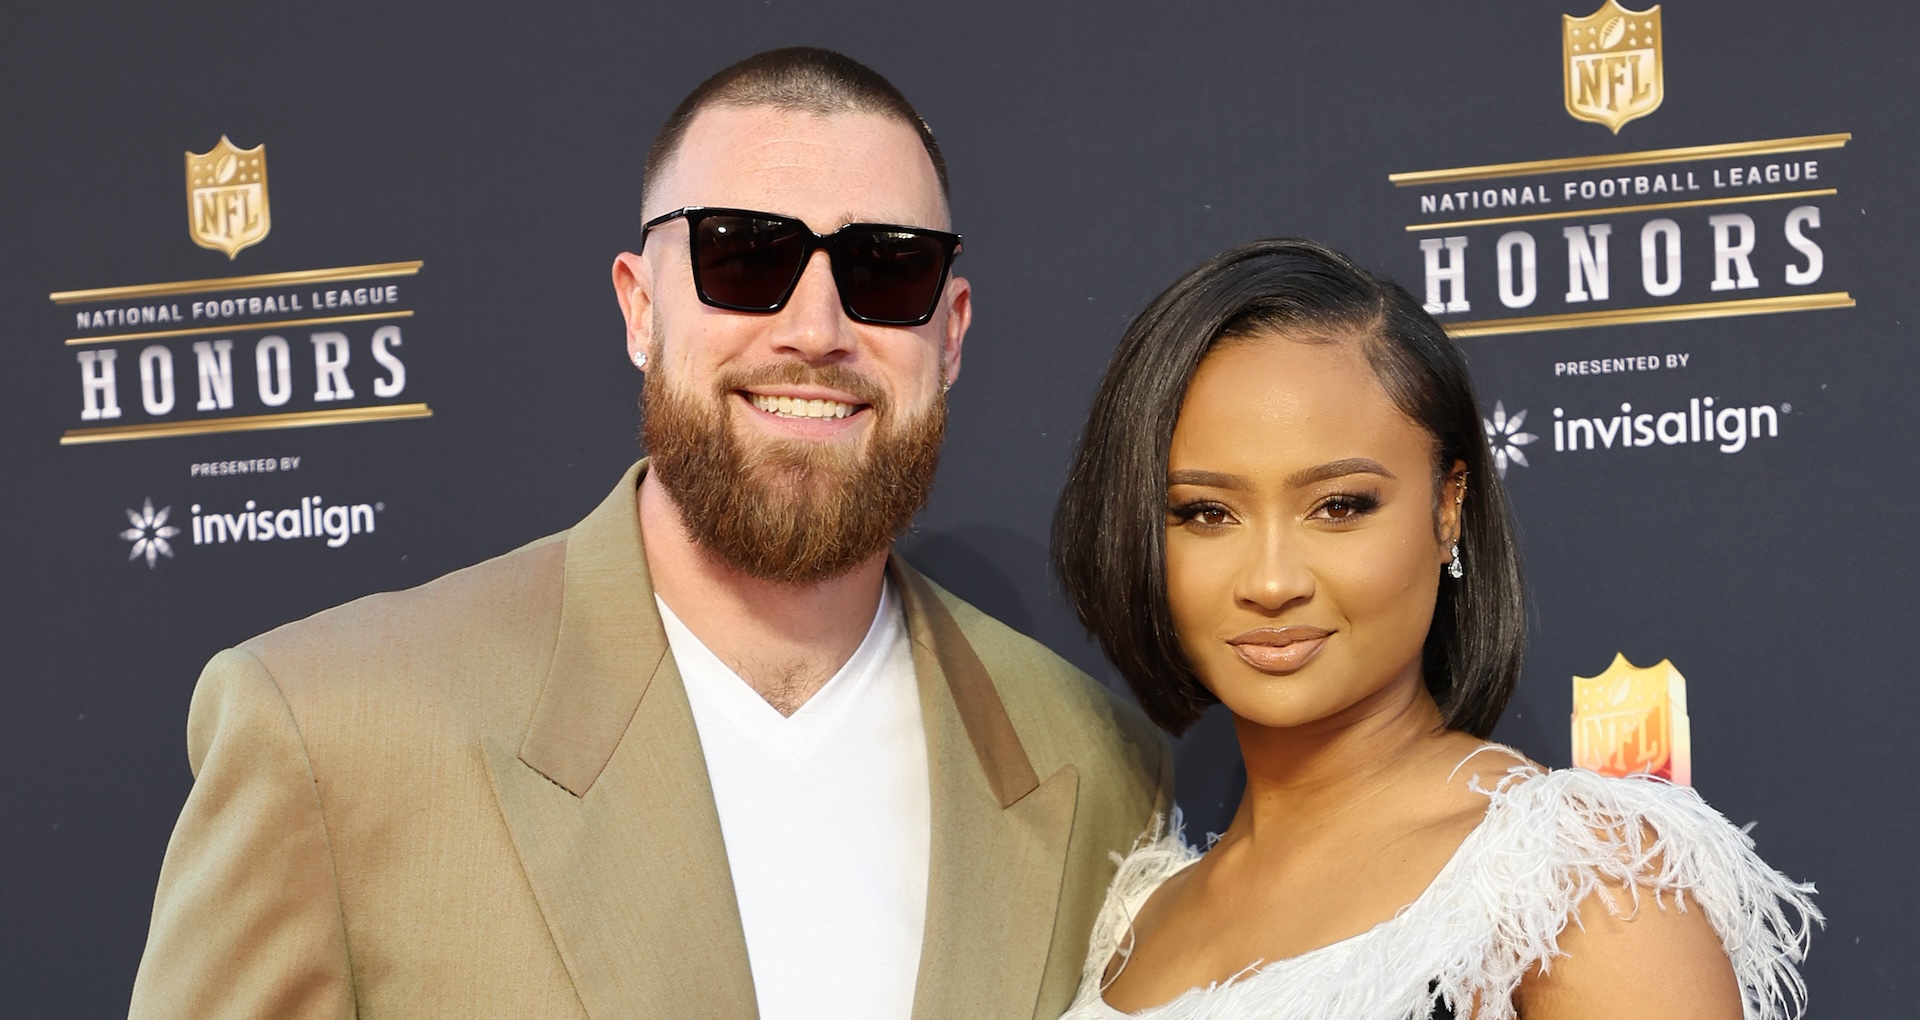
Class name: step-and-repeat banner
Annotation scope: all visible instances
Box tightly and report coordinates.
[3,2,1909,1013]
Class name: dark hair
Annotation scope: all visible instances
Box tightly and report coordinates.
[643,47,950,212]
[1052,238,1525,738]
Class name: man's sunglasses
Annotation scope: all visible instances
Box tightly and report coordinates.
[640,206,962,327]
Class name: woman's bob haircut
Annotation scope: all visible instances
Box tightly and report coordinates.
[1053,238,1525,738]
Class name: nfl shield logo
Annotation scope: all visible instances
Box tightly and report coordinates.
[1570,653,1692,786]
[1563,1,1664,133]
[185,136,271,258]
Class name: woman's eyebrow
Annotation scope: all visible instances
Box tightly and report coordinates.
[1167,469,1247,489]
[1285,457,1396,487]
[1168,459,1397,491]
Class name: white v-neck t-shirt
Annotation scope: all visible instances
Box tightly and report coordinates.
[657,580,930,1020]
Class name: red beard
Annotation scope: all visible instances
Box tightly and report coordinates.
[641,353,946,585]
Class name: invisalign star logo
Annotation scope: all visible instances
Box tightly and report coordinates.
[1484,402,1539,477]
[120,498,181,569]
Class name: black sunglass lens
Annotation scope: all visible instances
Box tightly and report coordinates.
[693,215,808,310]
[832,230,950,324]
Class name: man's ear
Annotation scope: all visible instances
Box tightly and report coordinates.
[939,273,972,387]
[612,251,653,365]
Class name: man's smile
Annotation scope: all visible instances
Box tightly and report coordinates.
[745,392,863,420]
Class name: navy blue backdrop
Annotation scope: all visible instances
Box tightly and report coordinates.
[2,2,1911,1014]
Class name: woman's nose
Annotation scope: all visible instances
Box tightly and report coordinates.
[1236,528,1315,611]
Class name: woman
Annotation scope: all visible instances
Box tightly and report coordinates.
[1051,239,1817,1020]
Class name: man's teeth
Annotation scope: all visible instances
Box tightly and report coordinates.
[747,393,858,420]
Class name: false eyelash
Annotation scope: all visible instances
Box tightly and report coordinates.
[1167,500,1231,524]
[1315,491,1383,520]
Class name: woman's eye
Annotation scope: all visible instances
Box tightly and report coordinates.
[1169,502,1233,528]
[1313,493,1380,522]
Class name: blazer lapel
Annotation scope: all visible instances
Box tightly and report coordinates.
[897,563,1081,1020]
[484,462,757,1020]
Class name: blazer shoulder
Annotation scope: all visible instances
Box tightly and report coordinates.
[230,531,571,714]
[921,574,1166,785]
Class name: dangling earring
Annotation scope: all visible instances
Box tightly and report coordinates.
[631,349,647,369]
[1447,473,1467,578]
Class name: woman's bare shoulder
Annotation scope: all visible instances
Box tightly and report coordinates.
[1514,866,1742,1020]
[1442,757,1819,1020]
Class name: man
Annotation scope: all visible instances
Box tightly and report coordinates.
[130,48,1169,1020]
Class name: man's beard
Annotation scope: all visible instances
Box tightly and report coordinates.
[641,349,946,585]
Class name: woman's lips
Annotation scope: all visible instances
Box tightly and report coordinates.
[1227,626,1333,674]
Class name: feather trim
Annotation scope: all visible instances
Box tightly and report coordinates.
[1062,758,1820,1020]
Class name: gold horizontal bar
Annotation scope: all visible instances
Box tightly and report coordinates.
[59,403,433,445]
[1389,133,1851,187]
[66,309,413,346]
[1407,188,1837,232]
[1445,292,1854,338]
[50,260,423,304]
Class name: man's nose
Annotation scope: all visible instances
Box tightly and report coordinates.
[769,250,858,361]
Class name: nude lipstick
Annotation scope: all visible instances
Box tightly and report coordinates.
[1226,626,1333,674]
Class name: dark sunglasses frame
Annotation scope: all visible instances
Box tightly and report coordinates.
[639,206,963,327]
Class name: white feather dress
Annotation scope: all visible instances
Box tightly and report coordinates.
[1061,755,1819,1020]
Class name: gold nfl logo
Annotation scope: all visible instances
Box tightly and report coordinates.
[1564,1,1664,133]
[1570,653,1692,786]
[185,135,270,258]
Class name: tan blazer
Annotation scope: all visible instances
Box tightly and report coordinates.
[129,462,1170,1019]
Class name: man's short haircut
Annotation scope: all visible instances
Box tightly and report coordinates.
[1053,238,1527,738]
[643,47,950,213]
